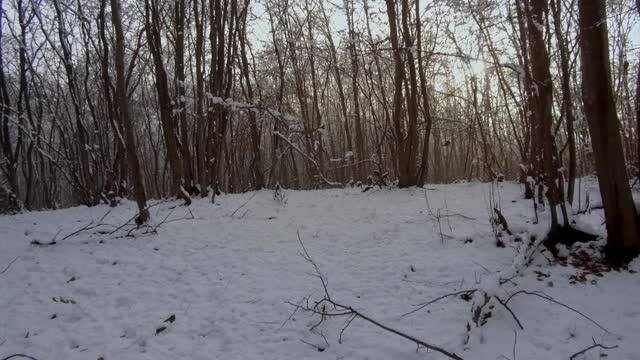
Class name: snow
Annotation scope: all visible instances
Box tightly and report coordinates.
[1,180,639,360]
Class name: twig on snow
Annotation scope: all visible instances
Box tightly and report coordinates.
[278,297,304,332]
[300,338,326,352]
[505,290,609,333]
[0,256,19,275]
[512,330,517,360]
[57,209,115,242]
[31,208,115,245]
[495,296,524,330]
[291,231,465,360]
[493,208,513,236]
[402,289,476,317]
[146,207,195,234]
[339,313,357,344]
[569,337,618,360]
[228,192,258,218]
[109,199,172,235]
[0,355,39,360]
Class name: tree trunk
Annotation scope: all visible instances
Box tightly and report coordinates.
[528,0,560,229]
[636,0,640,179]
[194,0,207,196]
[144,0,190,205]
[399,0,419,187]
[345,0,366,181]
[550,0,577,205]
[0,0,21,206]
[239,0,264,190]
[174,0,194,193]
[415,0,433,186]
[319,0,351,182]
[579,0,640,263]
[515,0,535,199]
[110,0,149,223]
[385,0,418,188]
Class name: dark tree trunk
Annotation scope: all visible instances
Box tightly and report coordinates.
[345,0,365,180]
[528,0,561,229]
[579,0,640,263]
[0,0,20,205]
[636,0,640,179]
[144,0,190,205]
[550,0,577,205]
[415,0,433,186]
[239,0,263,190]
[174,0,194,192]
[110,0,149,223]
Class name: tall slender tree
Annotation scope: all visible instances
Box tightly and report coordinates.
[144,0,191,205]
[110,0,149,223]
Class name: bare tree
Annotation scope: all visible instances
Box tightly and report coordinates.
[578,0,640,263]
[144,0,191,205]
[0,0,21,205]
[110,0,149,223]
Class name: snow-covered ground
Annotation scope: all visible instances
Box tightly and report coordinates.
[1,180,639,360]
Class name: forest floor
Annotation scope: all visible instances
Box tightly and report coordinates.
[1,179,639,360]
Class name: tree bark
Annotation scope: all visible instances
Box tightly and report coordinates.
[550,0,577,205]
[194,0,207,196]
[174,0,194,193]
[110,0,149,223]
[579,0,640,262]
[0,0,21,205]
[528,0,560,229]
[345,0,366,181]
[415,0,433,186]
[239,0,264,190]
[636,0,640,179]
[385,0,418,188]
[144,0,190,205]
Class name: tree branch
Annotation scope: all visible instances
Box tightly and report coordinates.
[569,338,618,360]
[292,231,465,360]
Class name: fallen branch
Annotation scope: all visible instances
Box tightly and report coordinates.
[300,331,329,352]
[57,209,115,242]
[0,355,39,360]
[228,192,258,218]
[493,208,512,236]
[504,290,608,333]
[121,208,195,238]
[402,289,476,317]
[152,208,194,231]
[31,210,116,246]
[495,296,524,330]
[512,330,517,360]
[109,199,171,235]
[569,337,618,360]
[292,231,464,360]
[0,256,19,275]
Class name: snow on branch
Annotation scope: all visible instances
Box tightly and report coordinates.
[205,93,302,131]
[273,132,343,188]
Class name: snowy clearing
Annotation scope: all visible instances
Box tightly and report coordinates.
[1,181,639,360]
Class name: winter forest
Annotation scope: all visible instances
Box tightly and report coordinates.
[1,0,640,359]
